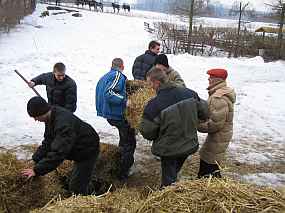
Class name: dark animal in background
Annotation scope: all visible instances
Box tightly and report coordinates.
[122,3,130,12]
[76,0,85,7]
[112,3,120,13]
[88,0,97,10]
[55,0,61,6]
[87,1,104,12]
[96,2,103,12]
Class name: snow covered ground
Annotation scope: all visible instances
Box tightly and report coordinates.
[0,4,284,187]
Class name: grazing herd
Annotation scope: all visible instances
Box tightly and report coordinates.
[63,0,131,13]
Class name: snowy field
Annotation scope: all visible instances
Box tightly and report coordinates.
[0,4,284,187]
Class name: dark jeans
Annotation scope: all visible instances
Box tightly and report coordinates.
[198,159,222,178]
[69,155,98,195]
[160,155,189,187]
[107,119,136,180]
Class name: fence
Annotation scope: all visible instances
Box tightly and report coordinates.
[152,21,285,60]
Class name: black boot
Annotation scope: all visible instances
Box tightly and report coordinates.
[198,159,221,178]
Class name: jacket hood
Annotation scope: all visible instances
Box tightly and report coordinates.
[158,81,177,93]
[208,81,236,103]
[166,66,174,74]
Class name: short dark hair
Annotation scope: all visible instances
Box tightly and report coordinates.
[53,62,66,73]
[146,67,168,84]
[148,40,160,50]
[112,58,124,70]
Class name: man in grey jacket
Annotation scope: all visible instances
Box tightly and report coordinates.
[139,68,208,188]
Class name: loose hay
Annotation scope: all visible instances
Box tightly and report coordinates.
[0,152,66,213]
[126,80,156,130]
[137,178,285,213]
[33,178,285,213]
[0,143,121,212]
[34,188,143,213]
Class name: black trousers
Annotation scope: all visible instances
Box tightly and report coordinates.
[69,155,98,195]
[107,119,136,180]
[160,155,189,187]
[198,159,222,178]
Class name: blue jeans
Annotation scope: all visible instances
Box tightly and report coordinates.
[107,119,136,180]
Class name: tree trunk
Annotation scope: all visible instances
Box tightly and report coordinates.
[277,3,285,59]
[187,0,194,54]
[234,2,242,58]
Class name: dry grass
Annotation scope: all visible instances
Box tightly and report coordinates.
[126,80,156,130]
[0,152,66,213]
[33,178,285,213]
[0,143,122,212]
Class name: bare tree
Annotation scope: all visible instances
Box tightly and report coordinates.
[229,1,251,57]
[169,0,208,53]
[266,0,285,59]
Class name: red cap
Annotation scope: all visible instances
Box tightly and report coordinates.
[207,68,228,80]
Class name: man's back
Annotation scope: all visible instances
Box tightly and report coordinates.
[33,106,99,176]
[132,50,157,80]
[32,72,77,112]
[96,69,127,120]
[140,83,208,157]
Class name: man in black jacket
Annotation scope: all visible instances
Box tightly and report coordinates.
[139,68,208,188]
[28,62,77,112]
[132,41,160,80]
[21,96,100,195]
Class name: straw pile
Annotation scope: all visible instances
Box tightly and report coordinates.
[136,178,285,213]
[126,80,156,130]
[0,143,121,212]
[33,187,143,213]
[33,178,285,213]
[0,152,66,213]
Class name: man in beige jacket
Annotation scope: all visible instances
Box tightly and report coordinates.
[198,68,236,178]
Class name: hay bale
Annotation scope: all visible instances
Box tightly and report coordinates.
[33,178,285,213]
[126,80,156,130]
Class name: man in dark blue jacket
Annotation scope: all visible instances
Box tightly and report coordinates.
[28,62,77,113]
[132,41,160,80]
[96,58,136,182]
[139,68,208,188]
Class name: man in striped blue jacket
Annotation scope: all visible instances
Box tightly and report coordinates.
[96,58,136,182]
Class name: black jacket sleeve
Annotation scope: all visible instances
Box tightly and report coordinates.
[33,125,76,176]
[132,55,145,80]
[31,73,49,85]
[64,82,77,112]
[32,139,50,163]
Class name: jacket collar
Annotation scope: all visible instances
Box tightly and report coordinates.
[52,72,67,84]
[110,68,127,79]
[145,50,157,56]
[208,80,226,95]
[158,81,177,93]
